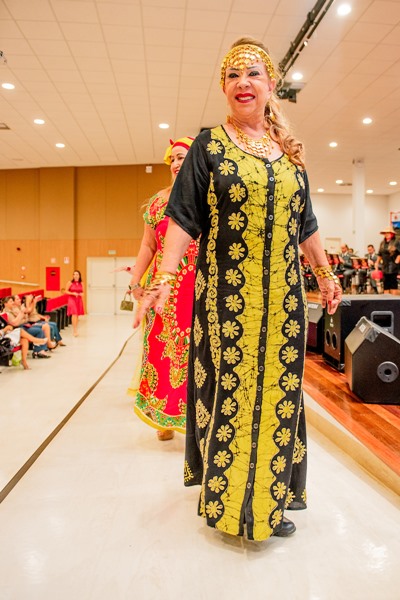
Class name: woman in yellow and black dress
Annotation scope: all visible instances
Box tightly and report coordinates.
[134,37,341,541]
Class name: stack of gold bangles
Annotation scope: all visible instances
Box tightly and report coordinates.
[313,265,341,286]
[146,271,177,297]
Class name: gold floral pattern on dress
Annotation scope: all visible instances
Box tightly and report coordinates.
[199,438,205,457]
[285,295,298,312]
[193,315,203,347]
[301,489,307,503]
[225,269,242,286]
[273,481,287,500]
[225,294,243,312]
[275,428,291,447]
[291,194,301,211]
[282,346,299,363]
[288,217,298,236]
[194,357,207,388]
[282,372,300,391]
[277,400,296,418]
[285,489,295,508]
[284,319,300,338]
[228,242,246,260]
[287,265,299,286]
[214,450,231,468]
[221,373,237,390]
[208,476,226,493]
[216,424,233,442]
[272,455,287,473]
[144,362,158,393]
[285,245,296,262]
[195,270,206,300]
[293,436,307,463]
[206,500,223,518]
[222,320,240,339]
[228,212,245,230]
[196,399,211,429]
[184,460,194,483]
[271,509,283,528]
[221,397,237,416]
[218,160,235,176]
[223,347,240,365]
[207,140,223,155]
[229,183,246,202]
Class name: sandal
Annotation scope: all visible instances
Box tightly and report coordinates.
[157,429,175,441]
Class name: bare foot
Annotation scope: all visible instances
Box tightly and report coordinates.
[73,332,78,337]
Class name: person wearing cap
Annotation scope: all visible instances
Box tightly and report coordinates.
[127,137,198,441]
[133,37,342,541]
[375,227,400,294]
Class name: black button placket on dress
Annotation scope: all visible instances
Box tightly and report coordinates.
[243,161,275,539]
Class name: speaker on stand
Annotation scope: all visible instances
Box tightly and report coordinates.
[307,301,324,353]
[345,317,400,404]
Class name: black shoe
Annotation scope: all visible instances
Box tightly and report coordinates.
[273,517,296,537]
[32,351,51,359]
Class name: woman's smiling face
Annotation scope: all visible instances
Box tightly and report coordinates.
[224,60,276,118]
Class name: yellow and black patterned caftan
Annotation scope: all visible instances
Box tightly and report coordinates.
[165,126,318,541]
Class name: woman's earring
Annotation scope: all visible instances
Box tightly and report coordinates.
[269,106,275,121]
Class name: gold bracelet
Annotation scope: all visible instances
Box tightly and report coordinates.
[129,283,141,291]
[313,265,341,286]
[152,271,177,286]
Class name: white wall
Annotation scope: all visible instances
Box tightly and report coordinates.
[310,193,389,254]
[388,191,400,215]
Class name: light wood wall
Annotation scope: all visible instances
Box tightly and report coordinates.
[0,164,170,295]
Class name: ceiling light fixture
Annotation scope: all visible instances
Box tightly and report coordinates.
[336,179,343,184]
[389,181,397,186]
[159,123,169,129]
[362,117,372,125]
[317,188,324,192]
[366,189,373,194]
[34,119,45,125]
[55,143,65,148]
[329,142,338,148]
[337,3,352,16]
[2,82,15,90]
[292,72,303,81]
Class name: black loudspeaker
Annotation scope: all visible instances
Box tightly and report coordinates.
[345,317,400,404]
[323,295,400,371]
[307,301,324,353]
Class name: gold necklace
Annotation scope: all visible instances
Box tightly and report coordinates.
[227,116,271,158]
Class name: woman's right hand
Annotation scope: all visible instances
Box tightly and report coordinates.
[130,286,144,302]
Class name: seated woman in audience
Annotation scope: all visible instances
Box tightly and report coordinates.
[0,321,49,369]
[24,294,66,346]
[2,296,55,358]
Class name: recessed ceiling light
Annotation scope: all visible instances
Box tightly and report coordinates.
[292,72,303,81]
[55,143,65,148]
[366,189,373,194]
[34,119,45,125]
[337,3,352,16]
[159,123,169,129]
[389,181,397,186]
[317,188,324,192]
[362,117,372,125]
[2,82,15,90]
[329,142,338,148]
[336,179,343,184]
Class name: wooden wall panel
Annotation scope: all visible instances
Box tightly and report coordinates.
[0,171,6,240]
[39,168,75,239]
[75,167,107,239]
[5,170,39,239]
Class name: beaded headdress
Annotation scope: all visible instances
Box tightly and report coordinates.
[220,43,276,87]
[163,136,195,165]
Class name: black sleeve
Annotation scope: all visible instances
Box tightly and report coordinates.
[299,170,319,244]
[165,134,210,239]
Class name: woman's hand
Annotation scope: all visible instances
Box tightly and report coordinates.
[317,277,342,314]
[130,286,144,302]
[133,284,171,328]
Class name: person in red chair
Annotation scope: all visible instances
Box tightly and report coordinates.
[2,296,55,358]
[0,318,50,369]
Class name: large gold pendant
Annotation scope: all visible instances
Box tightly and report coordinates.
[228,116,271,158]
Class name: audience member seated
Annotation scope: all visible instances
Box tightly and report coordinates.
[0,319,49,370]
[337,244,354,291]
[365,244,379,293]
[24,294,66,346]
[2,296,55,358]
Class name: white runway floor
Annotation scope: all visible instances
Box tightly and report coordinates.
[0,315,399,600]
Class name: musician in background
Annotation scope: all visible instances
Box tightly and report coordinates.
[338,244,354,291]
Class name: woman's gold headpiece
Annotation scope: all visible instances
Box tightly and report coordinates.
[220,43,276,87]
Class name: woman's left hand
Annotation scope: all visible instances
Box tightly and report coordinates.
[317,277,342,314]
[133,284,171,328]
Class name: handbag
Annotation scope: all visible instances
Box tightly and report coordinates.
[120,292,134,312]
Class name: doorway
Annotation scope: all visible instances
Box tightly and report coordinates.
[87,256,136,314]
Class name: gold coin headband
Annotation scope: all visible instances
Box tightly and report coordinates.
[220,44,276,87]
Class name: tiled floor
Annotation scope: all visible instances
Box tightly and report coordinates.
[0,316,399,600]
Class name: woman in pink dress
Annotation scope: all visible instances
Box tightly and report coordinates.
[66,270,84,336]
[127,137,198,441]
